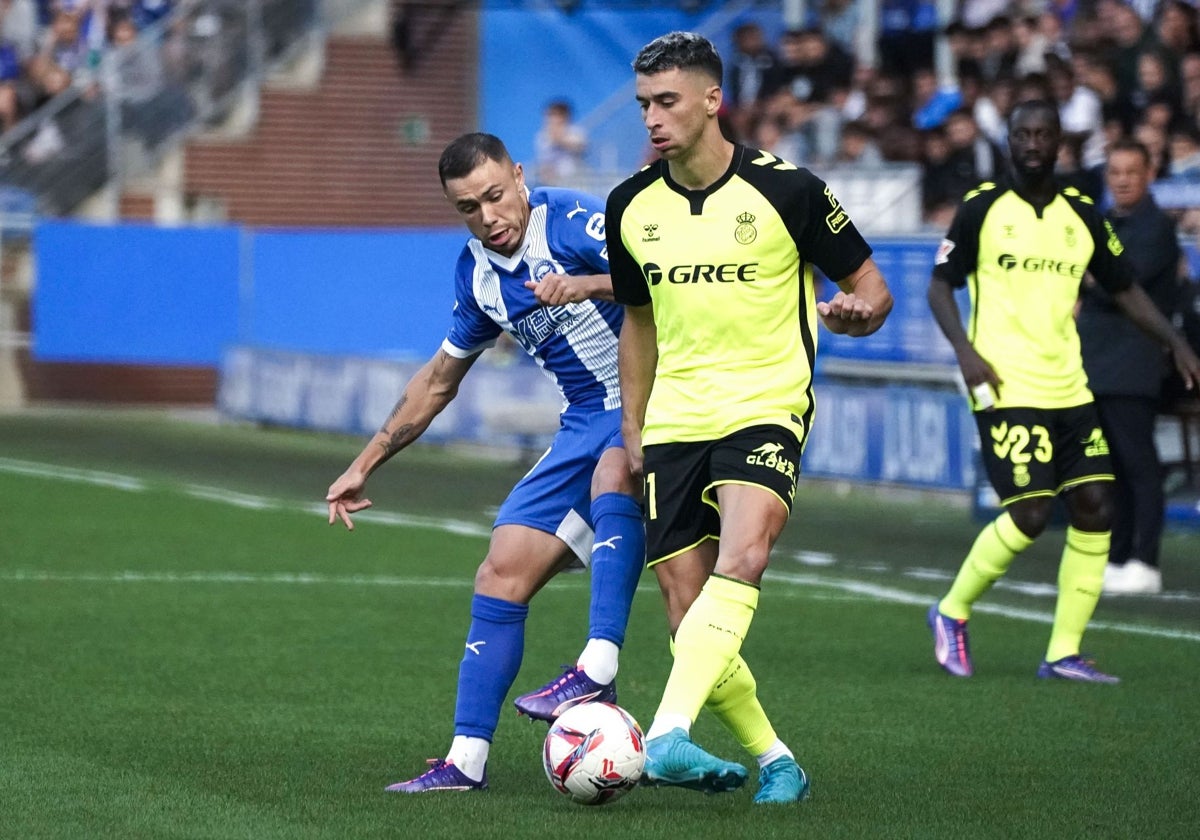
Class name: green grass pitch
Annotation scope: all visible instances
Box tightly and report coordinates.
[1,409,1198,839]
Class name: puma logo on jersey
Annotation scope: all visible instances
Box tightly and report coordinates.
[567,200,587,219]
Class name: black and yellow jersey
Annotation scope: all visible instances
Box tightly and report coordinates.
[933,181,1132,410]
[606,145,872,446]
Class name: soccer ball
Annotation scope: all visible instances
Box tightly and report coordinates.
[542,702,645,805]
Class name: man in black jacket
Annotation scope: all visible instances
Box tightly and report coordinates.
[1079,138,1184,595]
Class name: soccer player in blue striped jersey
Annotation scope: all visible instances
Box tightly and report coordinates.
[325,133,645,793]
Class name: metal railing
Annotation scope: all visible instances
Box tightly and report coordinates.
[0,0,387,221]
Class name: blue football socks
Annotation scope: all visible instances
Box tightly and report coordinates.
[453,594,528,740]
[587,492,645,648]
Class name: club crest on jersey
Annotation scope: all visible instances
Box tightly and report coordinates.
[532,259,565,281]
[642,223,660,242]
[734,211,757,244]
[1065,225,1077,248]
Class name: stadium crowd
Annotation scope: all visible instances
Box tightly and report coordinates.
[0,1,174,134]
[718,0,1200,231]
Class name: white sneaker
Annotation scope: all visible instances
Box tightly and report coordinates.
[1103,559,1162,595]
[1102,562,1124,591]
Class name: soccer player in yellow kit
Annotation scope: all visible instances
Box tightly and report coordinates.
[607,32,892,802]
[926,100,1200,682]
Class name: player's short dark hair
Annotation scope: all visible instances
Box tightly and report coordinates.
[633,31,723,84]
[1107,137,1152,166]
[438,133,512,186]
[1008,99,1061,132]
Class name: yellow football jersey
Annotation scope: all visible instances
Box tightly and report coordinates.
[933,182,1132,409]
[607,146,872,446]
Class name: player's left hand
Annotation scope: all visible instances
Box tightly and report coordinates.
[817,291,876,336]
[525,273,582,306]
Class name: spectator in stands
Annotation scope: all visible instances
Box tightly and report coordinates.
[725,21,778,140]
[1129,48,1181,128]
[1049,59,1106,169]
[919,125,962,228]
[979,15,1019,84]
[959,0,1009,31]
[1013,13,1049,77]
[532,99,587,187]
[878,0,937,77]
[750,110,805,164]
[1168,124,1200,177]
[944,107,1001,185]
[1134,119,1171,178]
[833,118,882,166]
[974,73,1015,149]
[109,10,192,152]
[817,0,861,58]
[1079,139,1184,596]
[1056,130,1103,200]
[0,0,38,131]
[1076,49,1136,134]
[1015,71,1054,106]
[763,27,852,108]
[1105,0,1170,107]
[1156,0,1199,60]
[1037,6,1072,65]
[1180,50,1200,121]
[911,66,962,131]
[1,0,37,57]
[27,5,97,103]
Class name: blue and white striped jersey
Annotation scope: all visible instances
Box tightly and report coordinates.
[443,187,623,412]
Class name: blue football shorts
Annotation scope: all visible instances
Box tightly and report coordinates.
[494,406,623,565]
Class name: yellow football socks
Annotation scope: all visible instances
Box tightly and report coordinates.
[1045,527,1109,662]
[705,653,778,756]
[940,511,1033,620]
[657,574,759,725]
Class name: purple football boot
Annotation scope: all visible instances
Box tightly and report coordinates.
[385,759,487,793]
[513,665,616,722]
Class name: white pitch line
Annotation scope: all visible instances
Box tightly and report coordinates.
[3,457,1198,643]
[764,570,1200,643]
[0,456,146,491]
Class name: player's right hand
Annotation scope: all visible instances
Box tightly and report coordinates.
[956,346,1003,407]
[326,470,373,530]
[621,422,645,480]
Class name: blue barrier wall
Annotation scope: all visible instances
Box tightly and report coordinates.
[33,223,464,364]
[34,221,242,365]
[248,229,461,359]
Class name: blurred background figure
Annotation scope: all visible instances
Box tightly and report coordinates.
[533,98,587,187]
[725,20,777,141]
[1078,139,1184,596]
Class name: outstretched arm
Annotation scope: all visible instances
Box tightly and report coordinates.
[818,256,894,336]
[618,303,657,479]
[325,348,478,529]
[524,273,615,304]
[1113,283,1200,392]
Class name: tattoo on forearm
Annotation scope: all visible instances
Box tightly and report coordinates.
[379,395,407,433]
[377,423,417,455]
[375,395,413,455]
